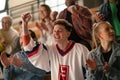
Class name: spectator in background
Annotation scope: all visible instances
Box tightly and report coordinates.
[94,0,120,42]
[0,16,21,55]
[86,21,120,80]
[0,16,21,76]
[58,0,93,51]
[50,11,58,22]
[36,4,54,45]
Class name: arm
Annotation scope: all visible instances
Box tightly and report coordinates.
[18,52,46,77]
[86,51,106,80]
[1,51,15,80]
[68,5,92,41]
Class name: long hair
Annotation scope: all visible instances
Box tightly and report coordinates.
[39,4,51,21]
[92,21,112,49]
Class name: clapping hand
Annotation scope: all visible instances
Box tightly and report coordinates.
[86,58,97,71]
[1,51,23,68]
[36,21,48,31]
[1,51,10,69]
[103,62,110,73]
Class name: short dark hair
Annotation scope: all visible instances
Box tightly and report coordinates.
[54,19,73,32]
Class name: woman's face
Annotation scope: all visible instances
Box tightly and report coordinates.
[53,24,70,43]
[2,18,11,31]
[39,6,49,19]
[97,23,115,42]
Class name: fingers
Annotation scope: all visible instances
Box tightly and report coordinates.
[21,12,31,22]
[103,62,110,73]
[1,51,10,68]
[86,58,97,71]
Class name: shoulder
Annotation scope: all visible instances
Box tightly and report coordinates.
[74,43,89,52]
[87,49,97,58]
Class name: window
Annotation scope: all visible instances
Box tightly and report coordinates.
[0,0,6,11]
[45,0,66,12]
[0,0,7,29]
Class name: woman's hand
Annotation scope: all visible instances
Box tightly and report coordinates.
[86,58,97,71]
[103,62,110,73]
[36,21,48,31]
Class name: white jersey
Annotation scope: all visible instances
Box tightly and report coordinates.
[24,39,89,80]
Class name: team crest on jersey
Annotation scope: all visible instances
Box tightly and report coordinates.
[58,65,69,80]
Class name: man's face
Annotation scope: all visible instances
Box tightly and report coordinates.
[65,0,76,7]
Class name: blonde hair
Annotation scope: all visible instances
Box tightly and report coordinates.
[92,21,112,49]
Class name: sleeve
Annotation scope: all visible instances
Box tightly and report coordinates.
[106,56,120,79]
[71,6,92,41]
[81,45,90,79]
[57,9,66,19]
[20,58,46,77]
[3,65,15,80]
[87,52,103,80]
[107,67,120,80]
[22,38,50,72]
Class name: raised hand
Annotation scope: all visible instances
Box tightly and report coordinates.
[86,58,97,71]
[21,13,31,23]
[94,12,105,22]
[67,5,77,14]
[9,53,23,67]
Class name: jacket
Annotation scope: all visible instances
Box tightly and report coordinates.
[99,0,120,26]
[58,5,92,44]
[3,51,46,80]
[87,42,120,80]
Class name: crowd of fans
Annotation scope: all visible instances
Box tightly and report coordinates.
[0,0,120,80]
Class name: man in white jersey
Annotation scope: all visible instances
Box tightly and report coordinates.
[21,13,89,80]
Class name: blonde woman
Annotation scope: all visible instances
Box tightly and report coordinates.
[86,21,120,80]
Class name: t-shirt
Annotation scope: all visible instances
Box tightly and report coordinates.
[110,2,120,36]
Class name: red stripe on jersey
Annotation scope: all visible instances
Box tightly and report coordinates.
[26,45,39,57]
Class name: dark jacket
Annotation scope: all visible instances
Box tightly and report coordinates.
[99,0,120,26]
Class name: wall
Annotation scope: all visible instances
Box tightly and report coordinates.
[9,0,35,8]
